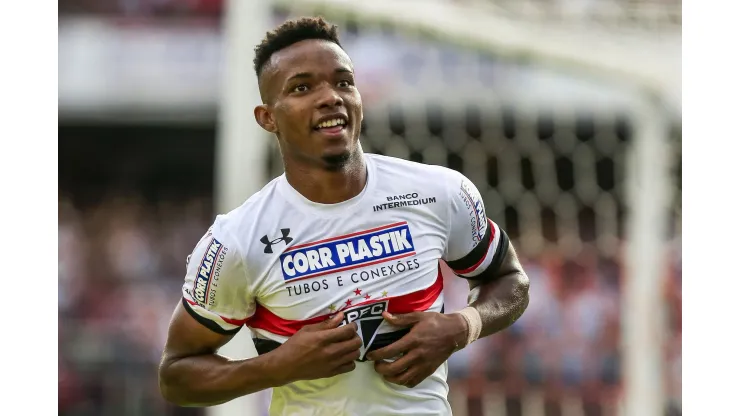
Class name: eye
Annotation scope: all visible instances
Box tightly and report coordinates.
[337,80,353,88]
[292,84,309,93]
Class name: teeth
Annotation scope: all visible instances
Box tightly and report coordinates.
[317,118,346,128]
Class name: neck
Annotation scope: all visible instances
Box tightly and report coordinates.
[284,150,367,204]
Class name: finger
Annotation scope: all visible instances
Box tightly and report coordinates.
[335,347,362,365]
[374,351,419,377]
[321,321,359,343]
[382,311,425,327]
[395,364,437,388]
[383,367,413,386]
[366,334,416,361]
[303,312,344,331]
[329,335,363,356]
[385,368,422,388]
[333,361,357,376]
[323,312,345,328]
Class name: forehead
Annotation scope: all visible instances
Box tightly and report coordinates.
[267,39,353,83]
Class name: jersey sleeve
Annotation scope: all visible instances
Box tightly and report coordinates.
[181,218,255,335]
[442,172,510,279]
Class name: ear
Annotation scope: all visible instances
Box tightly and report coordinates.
[254,105,278,134]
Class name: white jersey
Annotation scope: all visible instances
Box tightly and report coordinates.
[182,154,508,416]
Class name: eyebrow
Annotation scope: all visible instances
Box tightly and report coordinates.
[286,72,312,83]
[285,67,354,83]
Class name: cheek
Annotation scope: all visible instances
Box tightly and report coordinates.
[347,93,363,119]
[350,90,363,106]
[275,107,306,133]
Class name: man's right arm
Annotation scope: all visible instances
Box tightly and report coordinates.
[159,302,361,407]
[158,221,362,407]
[158,301,282,407]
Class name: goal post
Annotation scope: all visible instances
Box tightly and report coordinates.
[210,1,272,416]
[622,98,673,416]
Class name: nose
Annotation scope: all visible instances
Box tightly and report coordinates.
[316,83,343,109]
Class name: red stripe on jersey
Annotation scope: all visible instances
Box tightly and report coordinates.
[451,219,496,275]
[245,267,444,337]
[184,298,251,327]
[221,315,251,326]
[285,221,408,252]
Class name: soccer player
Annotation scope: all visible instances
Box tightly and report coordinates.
[158,17,530,416]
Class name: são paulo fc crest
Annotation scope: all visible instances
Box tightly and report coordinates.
[340,300,388,361]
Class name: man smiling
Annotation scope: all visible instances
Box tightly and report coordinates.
[158,17,530,416]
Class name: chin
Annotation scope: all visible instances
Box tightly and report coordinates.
[321,150,353,171]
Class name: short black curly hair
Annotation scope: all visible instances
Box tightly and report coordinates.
[253,16,342,78]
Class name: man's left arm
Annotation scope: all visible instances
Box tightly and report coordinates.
[461,240,530,339]
[367,173,529,387]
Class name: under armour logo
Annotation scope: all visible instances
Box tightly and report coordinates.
[260,229,293,254]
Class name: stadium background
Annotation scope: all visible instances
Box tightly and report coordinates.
[58,1,681,415]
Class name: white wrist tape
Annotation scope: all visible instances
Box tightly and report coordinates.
[456,306,482,347]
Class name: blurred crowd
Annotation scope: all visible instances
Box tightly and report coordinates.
[444,244,682,415]
[58,195,681,415]
[59,0,223,18]
[58,0,681,22]
[59,195,213,416]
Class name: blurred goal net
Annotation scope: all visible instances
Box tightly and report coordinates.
[269,99,681,262]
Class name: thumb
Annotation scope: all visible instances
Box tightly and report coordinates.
[304,312,344,331]
[382,311,423,327]
[323,312,345,328]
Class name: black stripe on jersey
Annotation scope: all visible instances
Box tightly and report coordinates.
[252,329,412,360]
[363,329,411,357]
[486,228,510,278]
[446,221,494,272]
[253,338,282,355]
[449,228,510,281]
[181,297,242,336]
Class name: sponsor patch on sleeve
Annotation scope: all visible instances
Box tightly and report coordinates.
[458,179,488,243]
[192,238,225,306]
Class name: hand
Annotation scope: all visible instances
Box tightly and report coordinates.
[366,311,468,388]
[268,312,362,384]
